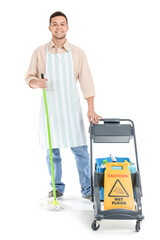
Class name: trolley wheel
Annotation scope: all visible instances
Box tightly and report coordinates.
[135,220,141,232]
[91,220,100,231]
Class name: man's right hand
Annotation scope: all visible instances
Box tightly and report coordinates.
[29,78,48,89]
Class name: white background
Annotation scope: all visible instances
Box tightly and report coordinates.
[0,0,160,239]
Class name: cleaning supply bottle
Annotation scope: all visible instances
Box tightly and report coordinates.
[110,154,117,162]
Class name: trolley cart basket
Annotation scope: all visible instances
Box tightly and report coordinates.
[89,118,144,231]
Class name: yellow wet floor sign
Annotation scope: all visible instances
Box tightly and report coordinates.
[104,162,135,210]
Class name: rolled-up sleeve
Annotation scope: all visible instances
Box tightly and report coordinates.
[25,44,46,88]
[25,50,39,87]
[78,50,95,99]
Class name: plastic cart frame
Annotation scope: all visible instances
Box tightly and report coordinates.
[89,118,144,231]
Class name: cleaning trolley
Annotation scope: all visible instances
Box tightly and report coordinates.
[89,119,144,231]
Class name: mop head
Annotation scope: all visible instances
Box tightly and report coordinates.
[39,197,64,211]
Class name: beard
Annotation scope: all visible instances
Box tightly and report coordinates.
[52,33,66,40]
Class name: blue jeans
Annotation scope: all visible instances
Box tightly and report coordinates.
[46,145,91,197]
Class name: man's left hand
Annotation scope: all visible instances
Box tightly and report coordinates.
[87,110,103,124]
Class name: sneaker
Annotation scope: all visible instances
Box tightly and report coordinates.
[82,195,92,200]
[48,190,63,198]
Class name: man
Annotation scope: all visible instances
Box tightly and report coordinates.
[25,11,102,199]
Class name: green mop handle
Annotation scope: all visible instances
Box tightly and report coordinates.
[41,73,57,201]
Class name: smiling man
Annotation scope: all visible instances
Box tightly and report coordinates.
[51,16,68,40]
[25,11,102,200]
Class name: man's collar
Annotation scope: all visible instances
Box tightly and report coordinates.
[49,39,69,52]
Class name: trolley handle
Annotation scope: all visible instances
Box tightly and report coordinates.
[99,118,120,124]
[99,118,134,127]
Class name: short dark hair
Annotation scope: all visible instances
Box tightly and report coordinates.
[49,11,68,25]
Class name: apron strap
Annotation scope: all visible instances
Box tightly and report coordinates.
[68,44,71,52]
[46,43,49,54]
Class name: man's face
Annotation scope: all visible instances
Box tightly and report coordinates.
[49,16,69,40]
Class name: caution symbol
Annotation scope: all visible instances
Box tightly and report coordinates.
[108,179,129,197]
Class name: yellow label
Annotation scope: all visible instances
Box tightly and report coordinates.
[104,162,135,211]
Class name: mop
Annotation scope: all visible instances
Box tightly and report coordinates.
[40,73,64,211]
